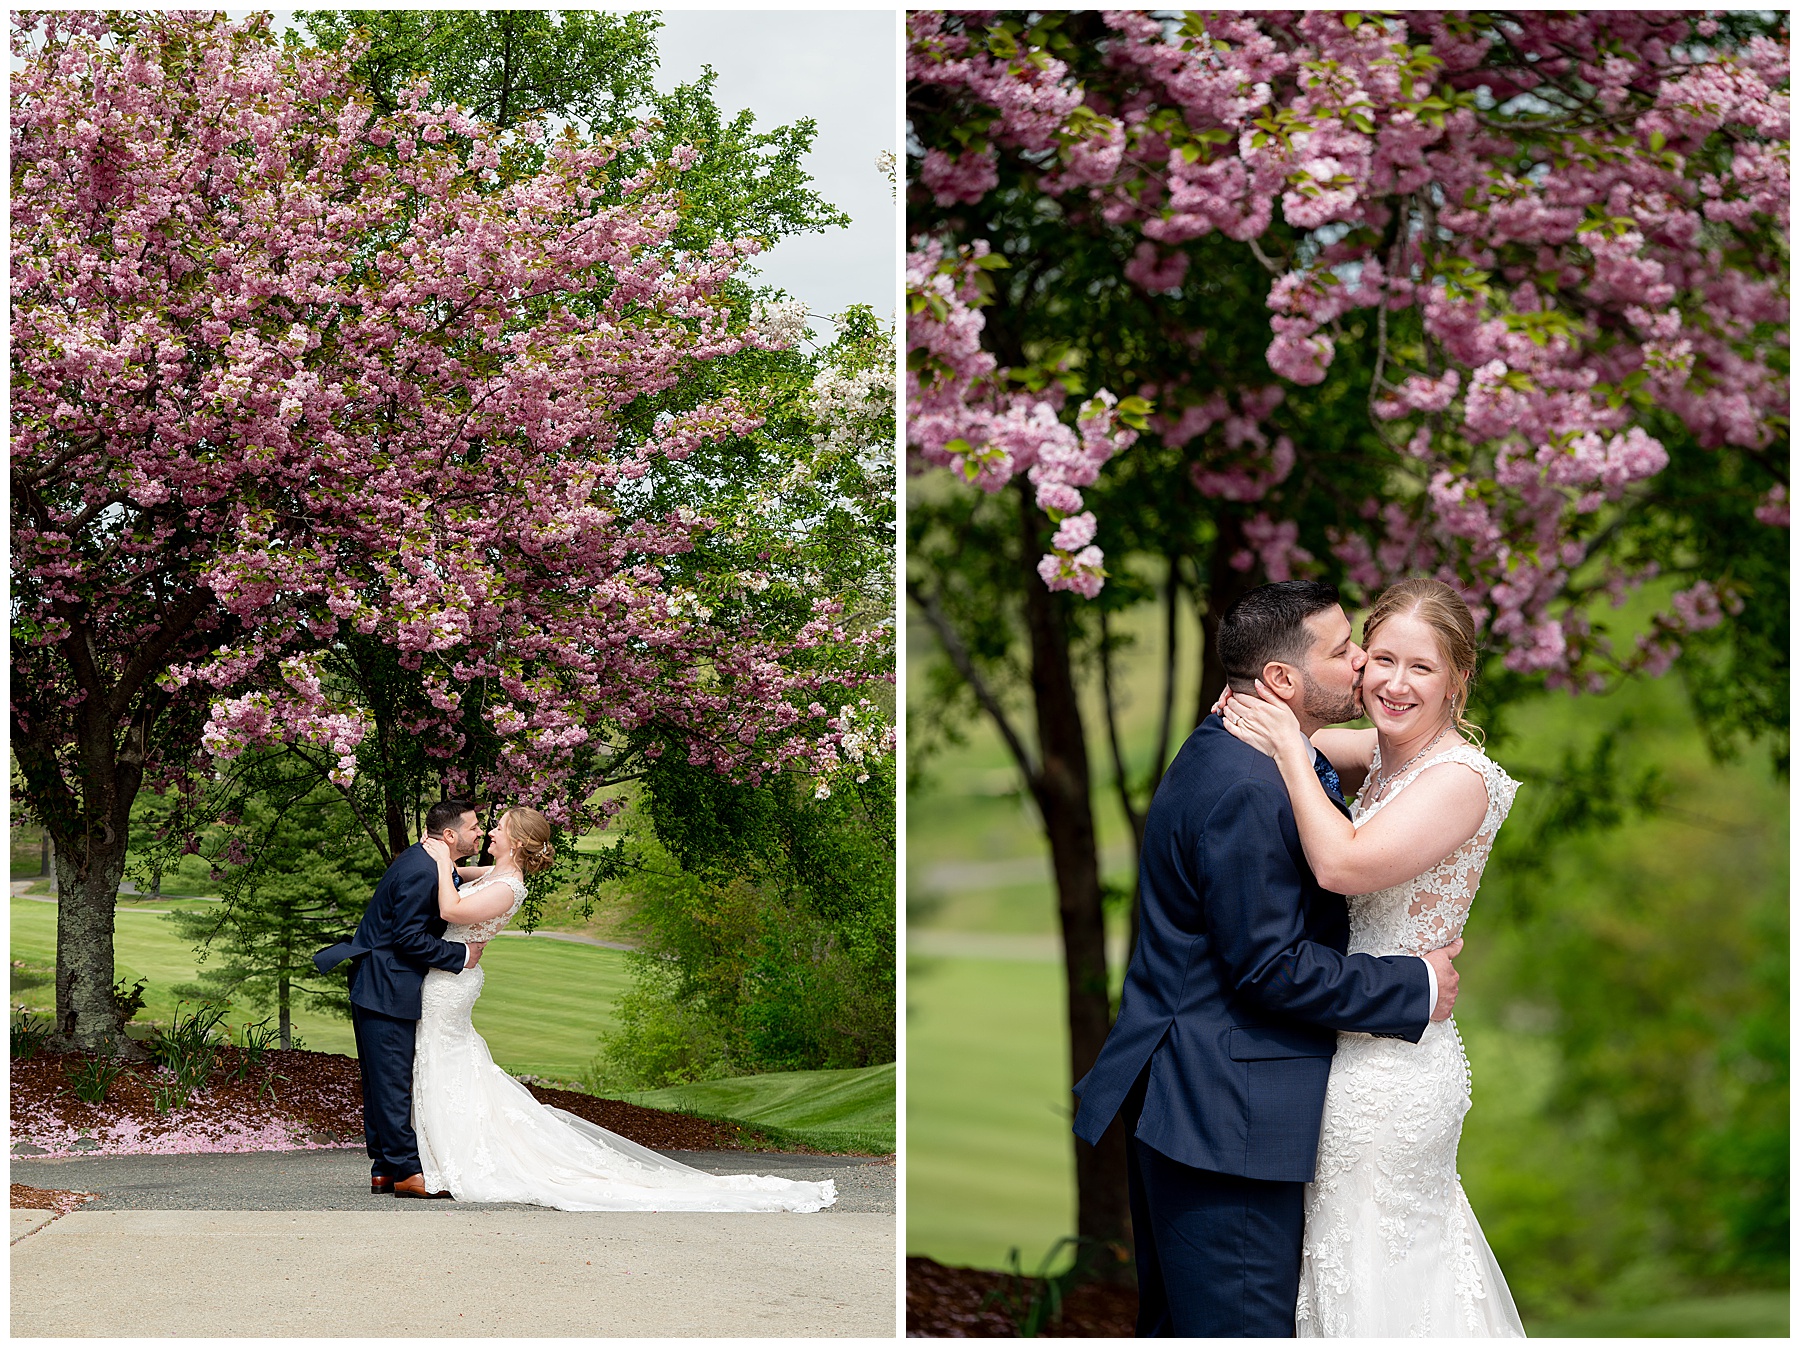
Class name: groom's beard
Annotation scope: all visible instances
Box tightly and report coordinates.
[1301,670,1361,726]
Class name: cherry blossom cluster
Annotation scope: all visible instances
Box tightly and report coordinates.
[809,338,898,524]
[810,698,899,799]
[907,238,1140,596]
[13,10,891,830]
[907,10,1787,686]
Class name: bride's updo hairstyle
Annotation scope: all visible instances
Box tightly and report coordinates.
[1361,578,1485,746]
[501,807,557,876]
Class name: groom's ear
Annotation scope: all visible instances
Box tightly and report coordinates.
[1259,660,1301,702]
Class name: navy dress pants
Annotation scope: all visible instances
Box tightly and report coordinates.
[1124,1068,1306,1337]
[351,1002,422,1179]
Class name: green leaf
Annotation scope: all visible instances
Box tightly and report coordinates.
[1115,395,1154,430]
[1649,129,1666,153]
[974,252,1011,270]
[1344,12,1364,29]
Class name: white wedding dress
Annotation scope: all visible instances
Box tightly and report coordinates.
[412,874,836,1212]
[1295,743,1526,1338]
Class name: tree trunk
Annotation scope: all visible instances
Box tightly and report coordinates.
[29,701,150,1058]
[39,830,51,877]
[384,789,411,858]
[278,973,292,1052]
[1196,514,1252,723]
[13,585,213,1060]
[52,839,135,1056]
[1018,485,1133,1278]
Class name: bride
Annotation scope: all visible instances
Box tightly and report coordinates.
[1220,577,1525,1337]
[413,807,835,1213]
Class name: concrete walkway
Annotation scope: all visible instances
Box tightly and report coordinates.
[12,1149,896,1337]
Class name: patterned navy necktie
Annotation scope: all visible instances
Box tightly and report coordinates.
[1313,749,1345,806]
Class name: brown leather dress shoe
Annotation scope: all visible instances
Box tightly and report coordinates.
[393,1173,452,1199]
[371,1175,395,1194]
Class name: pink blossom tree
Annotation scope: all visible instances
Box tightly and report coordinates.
[907,10,1786,1259]
[12,10,890,1054]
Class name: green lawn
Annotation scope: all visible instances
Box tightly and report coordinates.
[11,898,630,1078]
[906,956,1076,1270]
[1530,1291,1788,1337]
[467,935,633,1080]
[614,1061,896,1154]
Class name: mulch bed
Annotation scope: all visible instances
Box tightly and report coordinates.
[11,1183,98,1216]
[10,1046,786,1163]
[905,1256,1138,1338]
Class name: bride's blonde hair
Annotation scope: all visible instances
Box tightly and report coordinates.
[1361,578,1485,746]
[500,807,556,876]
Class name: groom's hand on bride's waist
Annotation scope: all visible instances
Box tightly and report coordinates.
[1422,938,1462,1021]
[464,940,487,969]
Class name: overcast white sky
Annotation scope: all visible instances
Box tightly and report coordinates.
[656,11,896,328]
[234,10,897,331]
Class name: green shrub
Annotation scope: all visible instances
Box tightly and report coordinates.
[587,756,895,1091]
[150,1001,229,1093]
[11,1009,51,1061]
[111,975,147,1023]
[65,1057,126,1104]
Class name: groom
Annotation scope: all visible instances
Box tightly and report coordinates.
[1073,580,1460,1336]
[315,799,488,1199]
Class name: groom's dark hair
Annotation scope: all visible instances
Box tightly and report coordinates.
[1217,580,1342,691]
[424,798,479,837]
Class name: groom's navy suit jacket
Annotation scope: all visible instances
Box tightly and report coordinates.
[314,843,467,1021]
[1073,715,1431,1182]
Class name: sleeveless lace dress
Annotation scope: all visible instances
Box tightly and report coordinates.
[412,875,837,1212]
[1295,743,1525,1337]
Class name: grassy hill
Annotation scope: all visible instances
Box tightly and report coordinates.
[1529,1291,1788,1338]
[10,895,630,1080]
[612,1061,895,1155]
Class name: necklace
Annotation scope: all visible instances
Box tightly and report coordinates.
[1368,722,1452,804]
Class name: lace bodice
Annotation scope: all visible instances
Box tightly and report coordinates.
[443,873,526,943]
[1344,742,1518,956]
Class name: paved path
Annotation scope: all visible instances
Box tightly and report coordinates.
[12,1150,895,1336]
[11,1146,892,1213]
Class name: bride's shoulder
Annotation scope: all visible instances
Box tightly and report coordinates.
[1423,742,1520,811]
[1435,740,1516,779]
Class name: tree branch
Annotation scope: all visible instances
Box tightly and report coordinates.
[1151,559,1180,798]
[1246,234,1285,275]
[287,744,394,865]
[1097,609,1145,847]
[906,579,1040,784]
[107,586,217,722]
[12,433,105,488]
